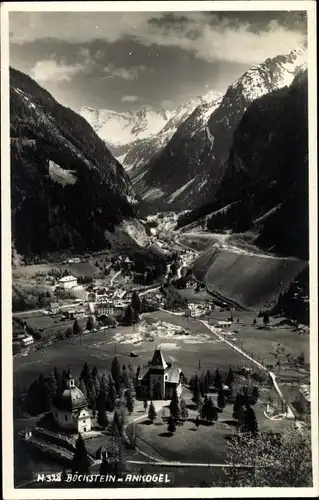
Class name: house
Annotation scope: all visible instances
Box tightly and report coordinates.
[217,321,233,328]
[49,302,60,314]
[51,367,92,433]
[175,275,199,290]
[137,347,183,400]
[123,256,134,271]
[96,303,114,317]
[74,306,86,319]
[58,275,77,289]
[20,335,34,347]
[67,306,86,320]
[185,278,198,289]
[297,384,311,413]
[95,445,108,461]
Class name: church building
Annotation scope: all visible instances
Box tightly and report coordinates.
[51,367,92,433]
[138,347,183,400]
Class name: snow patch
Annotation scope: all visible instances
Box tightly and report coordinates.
[206,126,215,147]
[168,178,196,203]
[48,160,77,186]
[142,187,165,201]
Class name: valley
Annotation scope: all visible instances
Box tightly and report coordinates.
[8,20,312,492]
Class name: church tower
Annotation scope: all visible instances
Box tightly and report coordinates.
[66,366,75,389]
[149,347,167,399]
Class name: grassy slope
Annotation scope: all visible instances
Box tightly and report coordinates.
[193,246,307,309]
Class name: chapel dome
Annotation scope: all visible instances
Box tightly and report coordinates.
[52,386,87,412]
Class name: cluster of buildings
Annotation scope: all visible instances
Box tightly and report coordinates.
[12,320,34,353]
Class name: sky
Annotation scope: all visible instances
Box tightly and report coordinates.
[9,10,307,113]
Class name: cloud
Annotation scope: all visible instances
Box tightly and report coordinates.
[161,99,175,109]
[10,12,306,66]
[137,13,307,65]
[103,63,146,81]
[10,11,307,66]
[121,95,140,102]
[30,59,87,83]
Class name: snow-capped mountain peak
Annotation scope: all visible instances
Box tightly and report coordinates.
[79,105,176,151]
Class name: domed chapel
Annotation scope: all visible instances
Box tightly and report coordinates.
[51,367,92,433]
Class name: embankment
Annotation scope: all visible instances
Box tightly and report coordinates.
[193,246,307,310]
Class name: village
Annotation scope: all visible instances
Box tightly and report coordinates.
[12,243,310,488]
[12,228,311,489]
[12,240,203,355]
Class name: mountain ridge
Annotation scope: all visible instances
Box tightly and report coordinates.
[131,48,307,212]
[10,67,144,256]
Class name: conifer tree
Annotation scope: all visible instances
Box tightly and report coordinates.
[79,378,88,399]
[122,365,129,387]
[169,387,180,420]
[192,374,201,405]
[195,416,200,429]
[217,388,226,410]
[205,397,218,424]
[252,386,260,404]
[167,416,176,433]
[214,368,223,390]
[107,375,117,412]
[72,434,91,474]
[97,399,109,429]
[232,393,243,421]
[180,398,189,423]
[226,367,235,387]
[126,390,134,415]
[80,362,90,384]
[148,401,157,422]
[91,365,98,379]
[111,356,122,394]
[86,316,94,331]
[242,405,259,435]
[73,319,81,336]
[131,291,141,313]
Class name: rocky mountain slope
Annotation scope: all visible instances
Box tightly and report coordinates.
[133,48,307,211]
[10,67,142,256]
[79,105,175,159]
[178,69,308,261]
[122,92,222,174]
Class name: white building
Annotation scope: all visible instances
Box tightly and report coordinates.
[21,335,34,347]
[51,368,92,433]
[297,384,311,413]
[58,275,77,289]
[96,303,114,317]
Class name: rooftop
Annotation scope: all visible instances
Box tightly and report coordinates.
[59,275,77,282]
[150,347,168,370]
[299,384,311,402]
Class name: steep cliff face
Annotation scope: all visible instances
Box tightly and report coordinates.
[131,92,223,210]
[122,93,222,175]
[179,70,308,260]
[10,68,139,256]
[133,48,307,212]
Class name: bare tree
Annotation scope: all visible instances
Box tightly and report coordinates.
[220,425,312,487]
[271,343,310,376]
[125,422,140,450]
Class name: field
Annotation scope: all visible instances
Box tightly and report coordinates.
[59,262,99,277]
[135,386,289,464]
[14,311,259,388]
[16,312,88,341]
[192,246,307,309]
